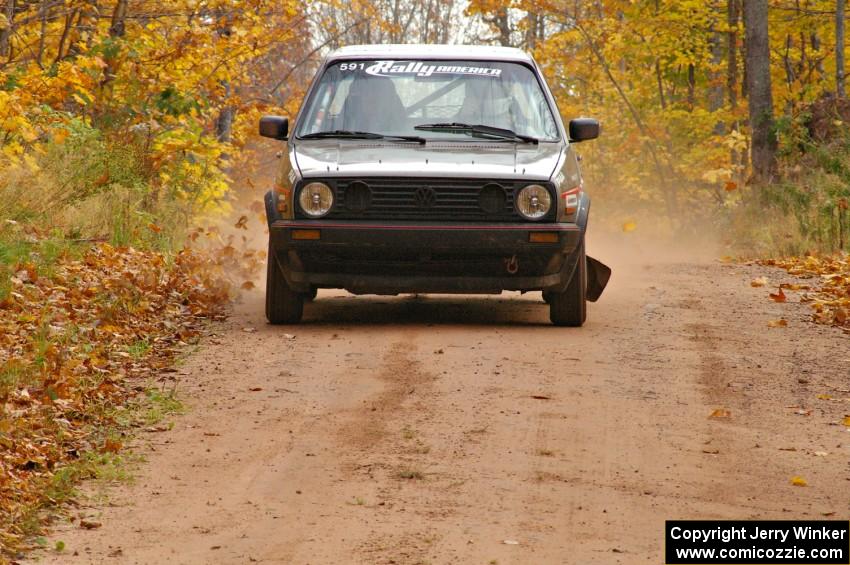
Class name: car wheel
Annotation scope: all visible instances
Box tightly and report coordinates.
[542,290,554,304]
[549,241,587,327]
[265,244,303,324]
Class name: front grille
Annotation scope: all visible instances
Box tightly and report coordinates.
[296,178,554,222]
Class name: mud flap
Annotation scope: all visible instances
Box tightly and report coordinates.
[586,256,611,302]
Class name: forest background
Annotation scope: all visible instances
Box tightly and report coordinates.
[1,0,849,260]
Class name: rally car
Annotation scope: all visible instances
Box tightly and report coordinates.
[260,44,610,326]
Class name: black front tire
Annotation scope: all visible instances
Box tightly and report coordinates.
[265,244,303,324]
[549,242,587,327]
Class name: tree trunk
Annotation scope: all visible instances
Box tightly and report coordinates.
[726,0,741,169]
[743,0,777,181]
[110,0,129,37]
[810,32,824,77]
[216,83,234,145]
[494,8,511,46]
[709,3,724,132]
[35,0,49,67]
[838,0,846,98]
[687,63,696,110]
[54,7,80,64]
[100,0,129,93]
[709,17,724,111]
[655,59,667,109]
[0,0,15,60]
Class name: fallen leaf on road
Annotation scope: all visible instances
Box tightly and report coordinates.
[708,408,731,420]
[249,387,263,392]
[241,281,256,290]
[768,319,788,328]
[769,288,786,302]
[80,520,102,529]
[790,476,808,487]
[242,327,257,333]
[101,438,122,454]
[283,333,296,340]
[751,277,768,287]
[503,539,520,545]
[622,221,636,233]
[843,416,850,427]
[813,451,829,457]
[530,395,551,400]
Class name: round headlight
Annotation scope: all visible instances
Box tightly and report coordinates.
[516,184,552,220]
[298,182,334,218]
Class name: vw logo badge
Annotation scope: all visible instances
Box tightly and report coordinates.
[413,186,436,209]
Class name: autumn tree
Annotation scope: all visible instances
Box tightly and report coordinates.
[311,0,457,47]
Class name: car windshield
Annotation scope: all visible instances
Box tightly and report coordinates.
[295,59,560,141]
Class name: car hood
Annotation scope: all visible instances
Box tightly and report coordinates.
[292,140,564,181]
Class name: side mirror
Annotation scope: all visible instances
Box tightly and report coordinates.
[568,118,600,142]
[259,116,289,140]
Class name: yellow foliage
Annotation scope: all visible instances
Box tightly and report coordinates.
[0,0,307,222]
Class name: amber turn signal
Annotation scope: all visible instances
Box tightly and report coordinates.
[529,232,558,243]
[292,229,321,240]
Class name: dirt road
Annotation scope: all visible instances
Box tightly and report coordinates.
[40,236,850,564]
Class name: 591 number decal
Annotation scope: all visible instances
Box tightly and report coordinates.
[338,63,367,71]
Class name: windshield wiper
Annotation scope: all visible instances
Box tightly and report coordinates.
[300,130,426,144]
[413,122,538,144]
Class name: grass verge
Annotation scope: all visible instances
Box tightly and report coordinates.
[0,240,231,558]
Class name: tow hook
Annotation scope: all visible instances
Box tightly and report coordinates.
[505,255,519,274]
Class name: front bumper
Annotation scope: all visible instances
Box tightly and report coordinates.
[269,220,583,294]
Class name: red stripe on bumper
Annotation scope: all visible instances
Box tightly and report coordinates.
[272,222,580,231]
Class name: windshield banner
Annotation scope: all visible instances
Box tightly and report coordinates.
[359,60,502,78]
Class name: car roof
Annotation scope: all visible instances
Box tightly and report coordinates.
[326,44,534,63]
